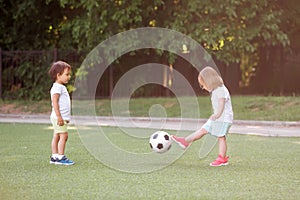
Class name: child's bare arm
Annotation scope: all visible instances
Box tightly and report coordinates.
[52,94,64,126]
[210,98,225,120]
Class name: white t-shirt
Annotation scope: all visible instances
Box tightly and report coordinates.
[50,83,71,121]
[211,85,233,123]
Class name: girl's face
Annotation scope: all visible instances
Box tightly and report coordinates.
[198,76,209,91]
[56,68,71,84]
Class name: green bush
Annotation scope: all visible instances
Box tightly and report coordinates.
[3,60,51,100]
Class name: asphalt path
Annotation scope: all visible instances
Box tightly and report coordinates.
[0,114,299,137]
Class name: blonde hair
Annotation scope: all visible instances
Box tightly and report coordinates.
[198,66,223,91]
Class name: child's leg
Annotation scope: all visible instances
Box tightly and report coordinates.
[218,136,227,158]
[51,134,60,154]
[185,128,208,143]
[172,126,209,149]
[210,136,228,166]
[54,132,74,165]
[172,128,208,149]
[58,132,68,156]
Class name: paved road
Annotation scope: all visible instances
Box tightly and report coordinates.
[0,114,299,137]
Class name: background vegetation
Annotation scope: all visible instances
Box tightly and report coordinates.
[1,0,300,100]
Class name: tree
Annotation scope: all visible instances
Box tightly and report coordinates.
[54,0,164,50]
[54,0,289,95]
[52,1,288,62]
[0,0,63,50]
[1,0,289,61]
[253,0,300,95]
[0,0,296,98]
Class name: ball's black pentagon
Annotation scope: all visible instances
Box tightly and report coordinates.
[152,133,158,139]
[157,143,163,149]
[164,134,170,140]
[149,143,153,149]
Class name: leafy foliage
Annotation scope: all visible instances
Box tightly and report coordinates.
[0,0,299,98]
[50,0,289,64]
[3,60,51,100]
[0,0,63,50]
[0,0,293,59]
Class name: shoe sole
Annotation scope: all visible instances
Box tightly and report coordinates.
[210,162,229,167]
[55,162,75,166]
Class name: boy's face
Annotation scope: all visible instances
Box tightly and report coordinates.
[56,68,71,84]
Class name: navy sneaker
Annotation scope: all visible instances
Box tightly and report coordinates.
[50,156,57,164]
[55,156,75,166]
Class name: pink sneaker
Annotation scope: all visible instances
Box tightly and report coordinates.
[171,135,189,149]
[210,155,229,167]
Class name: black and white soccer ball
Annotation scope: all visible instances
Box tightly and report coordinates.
[149,131,172,153]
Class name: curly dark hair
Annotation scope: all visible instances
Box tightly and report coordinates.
[48,61,71,81]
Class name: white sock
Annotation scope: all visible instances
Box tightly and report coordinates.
[57,155,64,160]
[52,154,59,159]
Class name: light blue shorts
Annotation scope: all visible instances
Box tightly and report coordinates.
[202,120,232,137]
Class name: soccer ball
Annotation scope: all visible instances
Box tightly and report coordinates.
[149,131,172,153]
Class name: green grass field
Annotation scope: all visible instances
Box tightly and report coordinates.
[1,95,300,121]
[1,123,300,199]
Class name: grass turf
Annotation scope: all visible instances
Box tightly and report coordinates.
[1,123,300,199]
[1,95,300,121]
